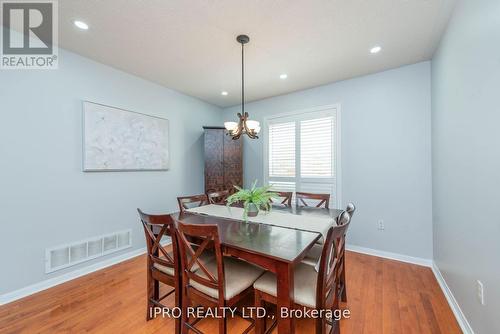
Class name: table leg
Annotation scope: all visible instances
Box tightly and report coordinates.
[254,290,265,334]
[173,241,182,334]
[276,261,295,334]
[175,266,182,334]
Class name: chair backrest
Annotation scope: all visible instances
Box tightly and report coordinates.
[296,192,330,209]
[137,209,177,274]
[177,194,209,212]
[316,214,351,310]
[207,190,229,205]
[336,209,351,226]
[346,202,356,217]
[175,222,225,302]
[270,191,293,206]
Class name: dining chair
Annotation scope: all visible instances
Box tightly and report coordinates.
[175,222,265,334]
[338,203,354,302]
[137,209,181,333]
[254,218,351,334]
[296,192,330,209]
[301,203,355,302]
[207,190,230,205]
[270,191,293,206]
[177,194,209,212]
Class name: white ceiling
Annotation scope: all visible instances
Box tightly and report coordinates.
[56,0,456,107]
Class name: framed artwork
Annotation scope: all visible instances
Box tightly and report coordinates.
[82,101,169,171]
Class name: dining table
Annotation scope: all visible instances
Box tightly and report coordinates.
[170,204,343,334]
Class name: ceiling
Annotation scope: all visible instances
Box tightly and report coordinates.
[54,0,456,107]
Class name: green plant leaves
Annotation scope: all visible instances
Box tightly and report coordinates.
[226,180,280,220]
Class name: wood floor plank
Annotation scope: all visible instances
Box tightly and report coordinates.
[0,251,462,334]
[382,259,403,334]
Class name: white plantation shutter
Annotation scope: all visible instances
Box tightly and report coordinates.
[300,117,334,178]
[268,122,295,177]
[268,181,296,192]
[265,107,339,207]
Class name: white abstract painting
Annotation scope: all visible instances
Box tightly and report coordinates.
[83,101,169,171]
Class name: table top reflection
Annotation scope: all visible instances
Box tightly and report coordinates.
[171,211,322,263]
[271,204,343,219]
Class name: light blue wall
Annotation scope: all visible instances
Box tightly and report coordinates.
[224,62,433,259]
[0,48,222,295]
[432,0,500,332]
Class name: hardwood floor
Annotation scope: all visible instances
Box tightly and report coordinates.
[0,251,461,334]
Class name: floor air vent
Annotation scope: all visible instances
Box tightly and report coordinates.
[45,229,132,273]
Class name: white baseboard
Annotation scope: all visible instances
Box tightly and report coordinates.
[432,262,474,334]
[346,244,433,267]
[0,247,147,306]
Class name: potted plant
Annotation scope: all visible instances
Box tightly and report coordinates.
[226,181,279,220]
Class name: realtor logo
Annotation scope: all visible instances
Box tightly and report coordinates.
[1,0,58,69]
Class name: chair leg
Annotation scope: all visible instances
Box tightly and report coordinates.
[218,316,227,334]
[146,270,154,321]
[254,291,265,334]
[174,288,181,334]
[154,280,160,300]
[315,317,325,334]
[332,292,341,334]
[340,264,347,302]
[333,321,340,334]
[181,289,189,334]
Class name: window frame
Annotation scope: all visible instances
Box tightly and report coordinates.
[263,104,342,208]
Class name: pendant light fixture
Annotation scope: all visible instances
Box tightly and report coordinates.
[224,35,260,140]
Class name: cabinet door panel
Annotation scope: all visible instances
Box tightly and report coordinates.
[223,134,243,193]
[204,129,224,193]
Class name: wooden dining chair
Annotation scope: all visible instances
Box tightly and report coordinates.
[177,194,209,212]
[254,218,351,334]
[137,209,181,333]
[301,203,355,302]
[270,191,293,206]
[207,190,230,205]
[296,192,330,209]
[338,203,354,302]
[175,222,265,334]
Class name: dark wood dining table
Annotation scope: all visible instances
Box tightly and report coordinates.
[170,205,343,334]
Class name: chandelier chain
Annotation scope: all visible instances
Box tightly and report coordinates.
[241,40,244,114]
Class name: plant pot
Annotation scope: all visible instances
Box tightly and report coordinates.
[247,203,259,217]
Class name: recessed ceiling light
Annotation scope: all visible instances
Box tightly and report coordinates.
[370,46,382,54]
[74,20,89,30]
[279,74,288,79]
[221,91,228,96]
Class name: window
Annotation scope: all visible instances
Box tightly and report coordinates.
[264,106,340,207]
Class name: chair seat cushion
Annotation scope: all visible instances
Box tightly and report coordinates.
[190,257,264,300]
[253,263,318,308]
[153,261,176,276]
[153,249,214,276]
[301,243,323,267]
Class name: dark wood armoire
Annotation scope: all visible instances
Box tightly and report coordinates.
[203,126,243,194]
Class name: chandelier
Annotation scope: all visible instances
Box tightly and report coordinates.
[224,35,260,140]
